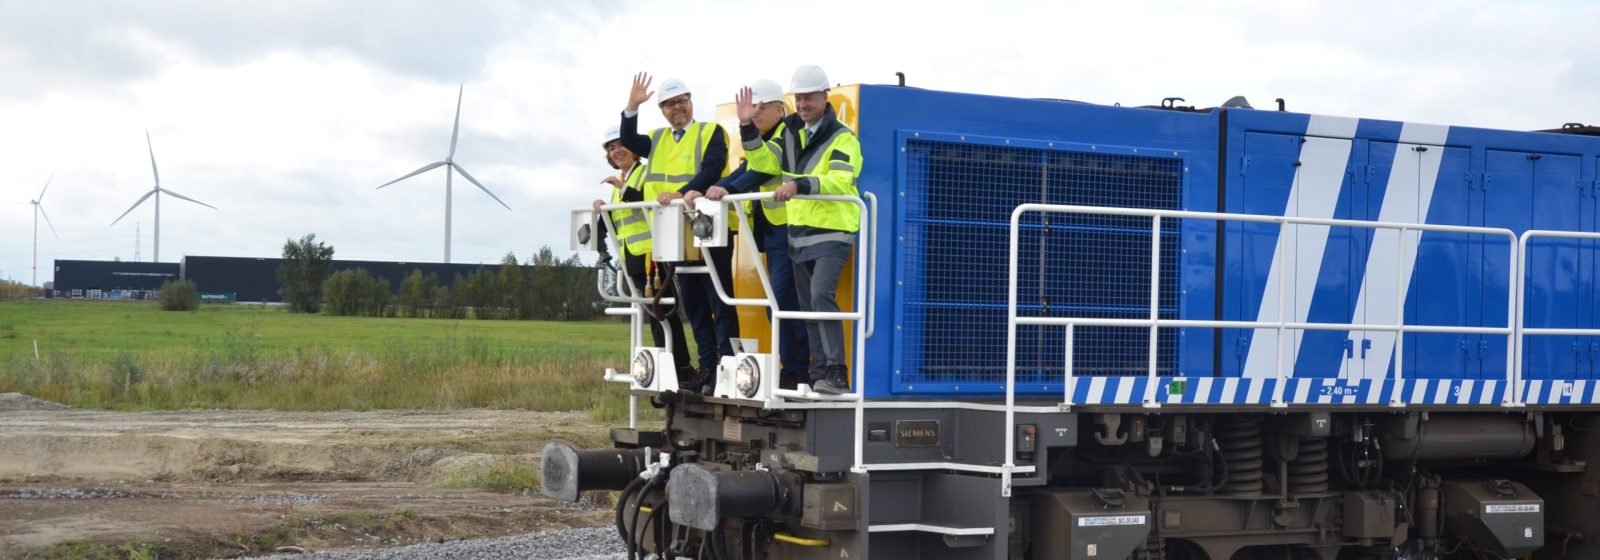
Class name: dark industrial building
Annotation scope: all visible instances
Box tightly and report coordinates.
[52,260,180,299]
[53,256,506,302]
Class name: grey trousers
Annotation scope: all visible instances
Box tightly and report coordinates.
[793,249,849,380]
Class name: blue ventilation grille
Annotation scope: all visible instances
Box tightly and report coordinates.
[900,140,1184,392]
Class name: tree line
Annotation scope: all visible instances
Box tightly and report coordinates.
[0,279,43,300]
[276,234,606,320]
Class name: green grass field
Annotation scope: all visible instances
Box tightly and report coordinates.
[0,300,647,420]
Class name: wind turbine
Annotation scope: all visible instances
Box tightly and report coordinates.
[110,131,216,262]
[30,171,58,287]
[377,84,511,263]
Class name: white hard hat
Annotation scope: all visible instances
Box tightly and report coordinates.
[602,124,621,148]
[749,79,785,105]
[789,65,830,94]
[659,78,691,102]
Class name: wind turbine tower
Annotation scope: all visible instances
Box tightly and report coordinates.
[377,84,511,263]
[30,171,58,287]
[111,131,216,262]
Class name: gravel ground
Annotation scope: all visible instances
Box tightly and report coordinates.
[245,527,634,560]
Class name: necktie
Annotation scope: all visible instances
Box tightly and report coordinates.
[673,129,685,142]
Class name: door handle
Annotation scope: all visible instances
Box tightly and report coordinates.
[1360,339,1373,359]
[1344,339,1355,359]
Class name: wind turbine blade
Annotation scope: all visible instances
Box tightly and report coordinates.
[38,170,55,201]
[158,187,217,209]
[146,130,160,187]
[377,161,446,189]
[448,84,463,159]
[111,189,157,225]
[37,204,59,240]
[450,163,511,211]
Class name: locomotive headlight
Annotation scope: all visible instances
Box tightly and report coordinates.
[576,223,592,245]
[631,350,655,387]
[735,355,761,398]
[691,212,716,240]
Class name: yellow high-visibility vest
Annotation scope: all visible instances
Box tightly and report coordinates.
[746,118,861,233]
[608,163,651,256]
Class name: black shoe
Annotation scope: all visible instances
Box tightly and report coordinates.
[813,365,850,395]
[682,366,714,394]
[675,366,698,391]
[778,369,801,391]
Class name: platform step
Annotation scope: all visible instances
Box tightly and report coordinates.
[864,461,1035,474]
[868,523,995,536]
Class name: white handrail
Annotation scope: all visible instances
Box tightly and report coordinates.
[1001,203,1522,497]
[684,192,875,474]
[596,192,877,470]
[1515,230,1600,405]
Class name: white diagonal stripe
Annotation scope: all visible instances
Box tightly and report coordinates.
[1294,379,1313,403]
[1410,381,1428,404]
[1089,377,1108,403]
[1341,123,1452,381]
[1115,378,1136,403]
[1222,378,1239,403]
[1244,116,1359,378]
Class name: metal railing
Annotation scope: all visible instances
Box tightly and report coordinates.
[1001,204,1522,496]
[593,192,879,473]
[1515,230,1600,404]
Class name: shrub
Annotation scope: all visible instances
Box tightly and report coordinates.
[323,268,390,317]
[156,279,198,311]
[279,234,335,313]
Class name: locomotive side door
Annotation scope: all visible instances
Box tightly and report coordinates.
[1481,150,1586,381]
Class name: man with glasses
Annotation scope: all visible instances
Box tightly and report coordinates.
[618,73,734,394]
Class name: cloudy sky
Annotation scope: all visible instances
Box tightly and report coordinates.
[1,0,1595,286]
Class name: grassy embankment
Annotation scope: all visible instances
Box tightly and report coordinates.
[0,299,650,422]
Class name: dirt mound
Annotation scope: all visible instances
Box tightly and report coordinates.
[0,409,621,556]
[0,393,67,412]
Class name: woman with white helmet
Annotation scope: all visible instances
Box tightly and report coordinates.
[594,125,691,376]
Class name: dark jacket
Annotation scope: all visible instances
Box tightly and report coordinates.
[619,110,728,195]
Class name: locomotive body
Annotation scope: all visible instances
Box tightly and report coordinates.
[551,84,1600,560]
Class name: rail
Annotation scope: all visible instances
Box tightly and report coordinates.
[594,192,879,473]
[1002,204,1522,496]
[1515,230,1600,405]
[693,192,876,475]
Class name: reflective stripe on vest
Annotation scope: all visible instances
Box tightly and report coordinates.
[644,122,737,231]
[756,122,790,226]
[784,126,860,233]
[642,123,713,201]
[609,164,652,256]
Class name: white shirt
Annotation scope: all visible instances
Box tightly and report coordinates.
[804,119,822,137]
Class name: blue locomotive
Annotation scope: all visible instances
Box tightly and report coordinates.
[549,83,1600,560]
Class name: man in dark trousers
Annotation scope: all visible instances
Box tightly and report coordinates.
[691,78,810,389]
[618,72,735,393]
[733,66,861,394]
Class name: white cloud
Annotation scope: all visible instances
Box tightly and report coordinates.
[2,0,1597,285]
